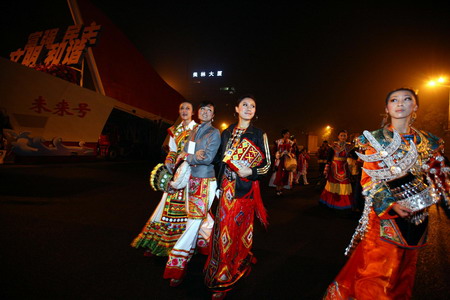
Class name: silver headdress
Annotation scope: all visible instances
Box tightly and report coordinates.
[356,130,418,181]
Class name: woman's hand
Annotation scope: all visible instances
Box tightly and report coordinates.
[176,151,187,165]
[195,149,206,160]
[165,162,175,174]
[392,203,413,218]
[237,165,252,178]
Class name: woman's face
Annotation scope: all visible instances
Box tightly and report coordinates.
[338,132,347,142]
[235,97,256,121]
[179,102,194,121]
[198,105,215,123]
[385,90,418,121]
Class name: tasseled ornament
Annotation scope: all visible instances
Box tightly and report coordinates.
[344,192,373,256]
[242,181,269,228]
[422,153,450,208]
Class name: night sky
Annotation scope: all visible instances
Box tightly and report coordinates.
[3,1,450,143]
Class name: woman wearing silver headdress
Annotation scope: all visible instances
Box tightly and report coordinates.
[324,88,450,299]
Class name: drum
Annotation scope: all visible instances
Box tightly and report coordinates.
[284,154,297,172]
[170,161,191,189]
[149,163,173,192]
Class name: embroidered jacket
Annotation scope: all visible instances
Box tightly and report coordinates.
[216,123,271,198]
[165,120,197,165]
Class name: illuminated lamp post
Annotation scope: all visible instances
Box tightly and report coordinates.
[220,122,228,132]
[322,125,333,141]
[427,77,450,130]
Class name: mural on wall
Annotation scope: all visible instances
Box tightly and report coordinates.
[3,129,95,156]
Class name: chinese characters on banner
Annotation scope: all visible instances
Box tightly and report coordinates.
[192,70,223,78]
[9,22,102,67]
[30,96,91,118]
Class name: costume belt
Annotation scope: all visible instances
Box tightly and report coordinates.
[396,190,436,212]
[333,157,347,162]
[386,172,438,225]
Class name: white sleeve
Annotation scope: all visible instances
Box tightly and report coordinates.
[168,136,177,152]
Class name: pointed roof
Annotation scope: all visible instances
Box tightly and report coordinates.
[74,0,183,123]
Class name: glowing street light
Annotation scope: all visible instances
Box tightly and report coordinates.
[427,76,450,130]
[220,122,228,131]
[323,125,333,141]
[427,77,450,87]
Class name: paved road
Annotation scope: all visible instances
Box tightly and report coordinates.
[1,158,449,299]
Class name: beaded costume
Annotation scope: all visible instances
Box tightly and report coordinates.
[205,124,271,293]
[131,120,197,256]
[319,141,354,210]
[269,138,294,189]
[163,120,220,281]
[324,125,450,299]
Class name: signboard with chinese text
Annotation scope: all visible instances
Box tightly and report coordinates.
[0,57,115,156]
[192,70,223,79]
[9,22,101,67]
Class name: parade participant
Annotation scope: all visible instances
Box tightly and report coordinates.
[291,136,300,157]
[204,95,271,299]
[317,141,331,176]
[324,88,450,299]
[316,140,332,190]
[0,130,6,164]
[296,147,310,185]
[319,130,354,210]
[347,137,364,212]
[270,129,294,195]
[291,137,300,184]
[163,101,220,287]
[131,102,197,256]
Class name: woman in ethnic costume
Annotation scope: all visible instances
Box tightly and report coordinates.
[324,88,450,299]
[291,137,300,184]
[163,101,221,287]
[297,147,310,185]
[319,130,354,210]
[131,102,197,256]
[204,95,271,300]
[270,129,294,195]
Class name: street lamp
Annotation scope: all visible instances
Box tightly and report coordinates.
[427,77,450,130]
[322,125,333,141]
[220,122,228,131]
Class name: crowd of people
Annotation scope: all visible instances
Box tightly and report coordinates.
[268,130,311,195]
[131,88,450,299]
